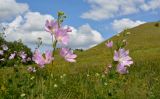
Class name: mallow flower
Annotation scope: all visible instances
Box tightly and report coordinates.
[33,50,45,68]
[65,27,72,32]
[22,59,26,63]
[0,50,4,55]
[105,41,113,48]
[19,51,27,59]
[60,48,77,62]
[55,29,69,45]
[9,53,16,60]
[2,44,8,51]
[32,50,54,68]
[116,64,129,74]
[44,50,54,64]
[27,66,36,73]
[113,48,133,74]
[45,20,58,34]
[27,57,31,61]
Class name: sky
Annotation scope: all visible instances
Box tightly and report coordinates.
[0,0,160,51]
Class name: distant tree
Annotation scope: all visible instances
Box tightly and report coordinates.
[155,23,159,27]
[75,48,84,52]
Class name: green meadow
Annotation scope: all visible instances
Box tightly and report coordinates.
[0,22,160,99]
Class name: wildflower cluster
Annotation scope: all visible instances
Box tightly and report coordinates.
[104,30,133,75]
[29,12,77,72]
[0,44,32,66]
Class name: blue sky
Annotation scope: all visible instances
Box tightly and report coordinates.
[17,0,89,26]
[0,0,160,50]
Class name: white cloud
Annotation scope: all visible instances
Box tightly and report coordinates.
[5,12,104,49]
[6,12,54,45]
[81,0,160,21]
[68,24,104,49]
[0,0,29,21]
[140,0,160,11]
[112,18,146,32]
[22,12,54,31]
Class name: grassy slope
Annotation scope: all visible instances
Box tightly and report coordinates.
[0,22,160,99]
[78,22,160,64]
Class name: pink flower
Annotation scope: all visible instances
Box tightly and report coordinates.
[113,48,133,74]
[32,50,45,68]
[22,59,26,63]
[27,66,36,73]
[9,53,16,60]
[0,50,4,55]
[65,27,72,32]
[2,44,8,51]
[116,64,129,74]
[19,51,27,59]
[27,57,31,61]
[105,41,113,48]
[44,50,54,64]
[60,48,77,62]
[55,29,69,45]
[32,50,54,68]
[45,20,58,34]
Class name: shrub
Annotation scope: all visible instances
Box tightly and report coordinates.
[0,35,33,67]
[155,23,159,27]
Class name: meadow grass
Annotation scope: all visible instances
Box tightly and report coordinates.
[0,22,160,99]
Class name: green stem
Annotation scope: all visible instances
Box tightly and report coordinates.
[51,35,54,67]
[51,12,61,67]
[53,40,57,56]
[52,12,61,56]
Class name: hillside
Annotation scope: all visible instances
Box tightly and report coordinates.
[77,22,160,66]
